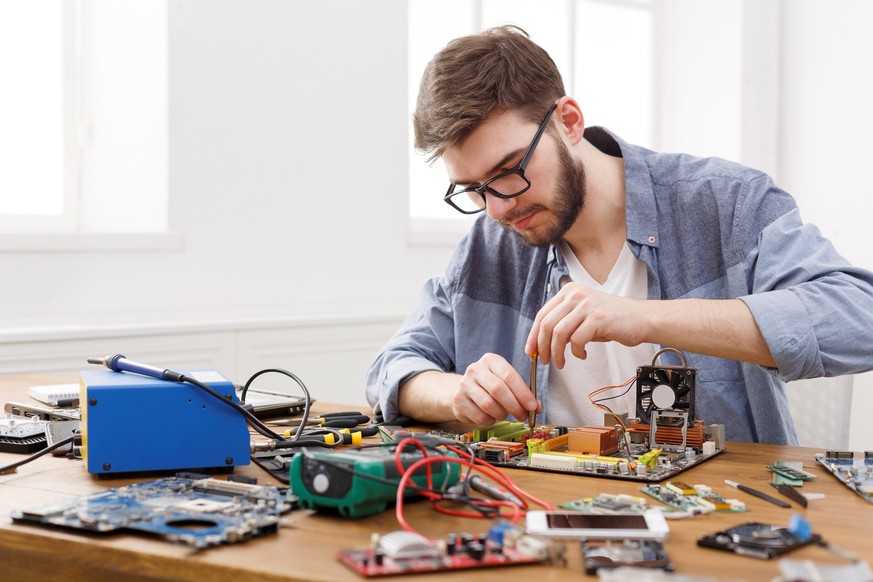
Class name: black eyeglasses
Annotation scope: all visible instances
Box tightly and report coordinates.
[443,103,558,215]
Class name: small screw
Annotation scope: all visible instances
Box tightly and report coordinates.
[103,463,111,471]
[225,457,234,465]
[89,398,98,406]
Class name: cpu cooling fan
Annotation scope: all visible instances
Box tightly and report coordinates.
[635,349,696,424]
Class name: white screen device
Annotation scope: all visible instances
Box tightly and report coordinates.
[525,510,669,540]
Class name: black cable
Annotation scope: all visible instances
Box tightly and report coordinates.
[87,357,315,443]
[242,368,312,441]
[180,374,285,441]
[271,438,340,449]
[0,435,76,475]
[592,381,635,404]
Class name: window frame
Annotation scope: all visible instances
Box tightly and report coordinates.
[0,1,175,253]
[405,0,658,246]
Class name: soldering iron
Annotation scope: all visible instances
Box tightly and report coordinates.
[87,354,186,383]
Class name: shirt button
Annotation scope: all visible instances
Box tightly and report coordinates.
[648,235,656,244]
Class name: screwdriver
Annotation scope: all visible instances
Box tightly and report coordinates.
[282,426,379,444]
[529,352,538,434]
[272,414,370,428]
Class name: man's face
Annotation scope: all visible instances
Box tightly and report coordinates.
[442,110,586,247]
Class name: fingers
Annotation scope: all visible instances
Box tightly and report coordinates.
[527,283,602,368]
[526,292,565,363]
[453,353,537,425]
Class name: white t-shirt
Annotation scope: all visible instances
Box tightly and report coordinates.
[546,241,657,427]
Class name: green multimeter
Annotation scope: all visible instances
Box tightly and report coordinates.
[289,445,460,518]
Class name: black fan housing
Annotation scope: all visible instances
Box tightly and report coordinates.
[635,365,696,424]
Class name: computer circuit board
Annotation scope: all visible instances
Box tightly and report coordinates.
[640,482,746,514]
[558,492,651,513]
[815,451,873,504]
[425,419,726,483]
[11,473,294,548]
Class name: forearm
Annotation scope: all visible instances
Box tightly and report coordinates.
[398,370,462,423]
[643,298,775,367]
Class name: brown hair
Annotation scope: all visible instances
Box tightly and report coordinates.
[413,25,566,162]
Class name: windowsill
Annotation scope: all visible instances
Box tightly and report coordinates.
[405,217,473,247]
[0,230,184,253]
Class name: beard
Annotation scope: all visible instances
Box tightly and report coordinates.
[499,137,586,247]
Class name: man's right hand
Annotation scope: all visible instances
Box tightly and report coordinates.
[453,353,539,425]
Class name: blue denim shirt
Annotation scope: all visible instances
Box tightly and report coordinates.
[366,127,873,444]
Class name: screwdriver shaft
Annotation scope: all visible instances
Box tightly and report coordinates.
[529,353,538,434]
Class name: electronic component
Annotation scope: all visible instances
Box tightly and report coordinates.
[11,474,293,548]
[641,483,745,515]
[337,529,550,576]
[432,348,723,483]
[289,445,461,518]
[0,414,49,454]
[80,369,250,475]
[629,419,708,449]
[567,426,619,455]
[665,481,696,495]
[581,539,673,573]
[636,349,696,451]
[4,401,80,421]
[435,421,724,483]
[697,522,820,559]
[815,451,873,504]
[768,463,815,482]
[472,420,531,442]
[560,493,650,514]
[636,355,695,423]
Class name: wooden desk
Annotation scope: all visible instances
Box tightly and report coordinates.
[1,374,870,581]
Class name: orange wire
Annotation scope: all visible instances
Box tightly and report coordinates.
[588,374,635,431]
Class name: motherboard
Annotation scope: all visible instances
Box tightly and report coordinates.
[431,349,726,483]
[815,450,873,504]
[430,417,725,483]
[11,473,294,548]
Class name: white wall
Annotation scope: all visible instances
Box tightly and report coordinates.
[778,0,873,450]
[658,1,873,449]
[1,0,449,328]
[0,0,871,446]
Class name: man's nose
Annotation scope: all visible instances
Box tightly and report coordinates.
[484,192,518,221]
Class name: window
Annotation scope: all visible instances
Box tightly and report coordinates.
[407,0,655,240]
[0,2,69,229]
[0,1,171,249]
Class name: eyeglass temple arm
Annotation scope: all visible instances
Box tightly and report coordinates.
[519,102,558,169]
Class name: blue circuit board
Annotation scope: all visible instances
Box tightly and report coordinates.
[815,451,873,505]
[11,473,294,548]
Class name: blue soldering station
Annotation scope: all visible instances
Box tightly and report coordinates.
[81,355,250,475]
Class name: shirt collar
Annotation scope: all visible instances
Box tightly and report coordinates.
[583,126,660,249]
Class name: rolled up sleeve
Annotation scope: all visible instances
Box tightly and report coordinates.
[740,208,873,380]
[365,275,458,421]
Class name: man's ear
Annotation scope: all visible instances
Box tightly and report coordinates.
[556,96,585,144]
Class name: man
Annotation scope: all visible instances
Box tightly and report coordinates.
[366,26,873,444]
